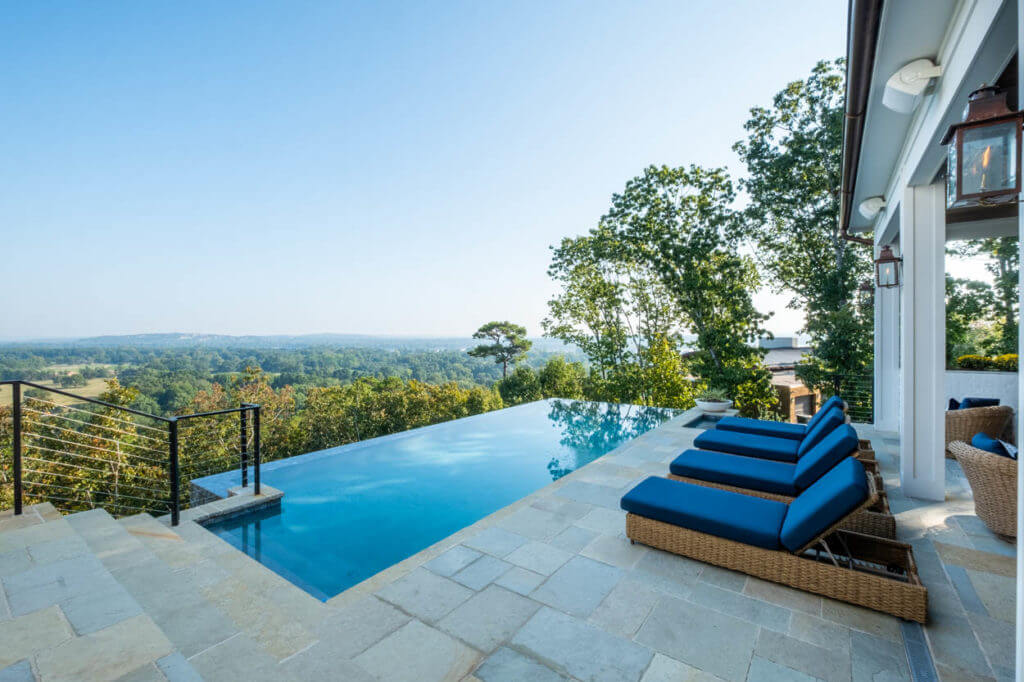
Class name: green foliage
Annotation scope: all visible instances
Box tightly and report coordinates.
[538,356,586,400]
[639,336,702,409]
[734,58,874,394]
[544,165,774,413]
[729,359,779,419]
[467,321,532,378]
[696,388,728,402]
[497,366,543,406]
[298,376,503,453]
[947,238,1019,361]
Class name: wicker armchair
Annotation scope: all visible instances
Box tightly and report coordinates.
[948,441,1017,537]
[945,405,1013,459]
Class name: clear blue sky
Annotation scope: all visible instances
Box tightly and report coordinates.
[1,1,847,340]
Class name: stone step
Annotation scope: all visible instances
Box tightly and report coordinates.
[0,506,196,681]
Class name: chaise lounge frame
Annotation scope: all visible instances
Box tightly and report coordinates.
[667,454,896,539]
[627,476,927,622]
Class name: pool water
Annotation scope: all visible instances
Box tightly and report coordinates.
[200,399,678,599]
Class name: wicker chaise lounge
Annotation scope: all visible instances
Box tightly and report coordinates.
[713,395,847,441]
[667,425,896,539]
[693,406,846,463]
[622,458,927,622]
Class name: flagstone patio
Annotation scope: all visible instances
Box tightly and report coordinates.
[0,413,1017,681]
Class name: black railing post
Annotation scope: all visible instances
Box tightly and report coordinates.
[253,406,261,496]
[12,381,22,516]
[169,418,180,526]
[240,407,248,488]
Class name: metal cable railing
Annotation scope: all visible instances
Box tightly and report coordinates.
[819,373,874,425]
[0,380,260,525]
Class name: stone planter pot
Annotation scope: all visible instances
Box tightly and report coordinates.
[695,399,732,413]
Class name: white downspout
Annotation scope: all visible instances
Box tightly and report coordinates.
[1016,4,1023,680]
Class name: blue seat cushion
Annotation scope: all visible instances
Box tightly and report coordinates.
[621,476,786,549]
[716,417,807,440]
[670,449,798,496]
[971,433,1015,459]
[779,458,869,552]
[792,424,860,490]
[693,429,800,463]
[796,408,846,458]
[806,395,845,431]
[960,397,1000,409]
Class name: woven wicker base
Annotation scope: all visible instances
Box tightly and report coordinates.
[626,514,927,622]
[949,441,1017,537]
[857,439,876,461]
[666,475,897,539]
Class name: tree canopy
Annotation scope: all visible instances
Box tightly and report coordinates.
[467,321,532,378]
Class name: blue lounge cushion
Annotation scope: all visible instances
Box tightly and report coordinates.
[959,397,1000,409]
[796,408,846,458]
[792,424,859,490]
[805,396,845,431]
[779,458,869,552]
[693,429,800,463]
[621,476,786,549]
[970,433,1015,459]
[670,449,799,496]
[948,398,961,410]
[715,417,807,440]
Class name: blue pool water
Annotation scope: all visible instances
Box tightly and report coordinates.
[200,399,678,599]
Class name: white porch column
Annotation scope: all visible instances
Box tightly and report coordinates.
[874,261,900,432]
[899,182,946,501]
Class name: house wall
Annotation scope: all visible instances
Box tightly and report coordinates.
[945,370,1019,410]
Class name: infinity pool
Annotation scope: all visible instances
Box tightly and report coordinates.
[199,399,678,599]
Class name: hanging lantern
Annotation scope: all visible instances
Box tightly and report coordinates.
[874,245,901,288]
[940,86,1022,216]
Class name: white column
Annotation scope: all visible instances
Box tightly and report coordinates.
[899,182,946,501]
[874,257,901,432]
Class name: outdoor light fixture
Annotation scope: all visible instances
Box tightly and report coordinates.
[858,196,887,220]
[941,85,1022,215]
[883,59,942,113]
[874,245,901,289]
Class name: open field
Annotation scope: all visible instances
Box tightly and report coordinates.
[0,376,113,407]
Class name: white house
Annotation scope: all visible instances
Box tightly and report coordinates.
[841,0,1021,676]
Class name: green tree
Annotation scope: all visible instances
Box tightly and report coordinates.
[497,366,543,406]
[467,322,532,378]
[538,356,586,400]
[949,237,1019,356]
[733,59,874,391]
[945,274,994,364]
[599,164,776,413]
[639,336,703,409]
[543,222,683,404]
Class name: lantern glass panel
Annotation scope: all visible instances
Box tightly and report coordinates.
[960,121,1017,197]
[877,261,897,288]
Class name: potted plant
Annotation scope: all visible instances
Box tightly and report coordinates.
[695,388,732,413]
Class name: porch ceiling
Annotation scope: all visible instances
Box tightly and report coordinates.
[848,0,956,235]
[850,0,1019,238]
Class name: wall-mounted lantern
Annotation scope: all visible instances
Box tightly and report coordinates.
[941,86,1022,219]
[874,245,902,288]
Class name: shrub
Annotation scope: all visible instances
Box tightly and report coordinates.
[954,354,1018,371]
[992,354,1018,371]
[696,388,729,402]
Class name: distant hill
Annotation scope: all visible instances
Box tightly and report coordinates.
[1,333,579,354]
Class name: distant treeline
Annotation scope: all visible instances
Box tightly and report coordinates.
[0,344,585,415]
